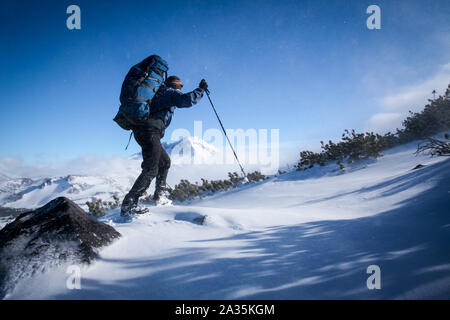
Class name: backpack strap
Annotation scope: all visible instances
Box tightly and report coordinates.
[136,96,150,103]
[140,82,157,93]
[129,57,166,104]
[147,76,162,84]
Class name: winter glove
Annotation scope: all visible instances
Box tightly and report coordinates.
[199,79,208,91]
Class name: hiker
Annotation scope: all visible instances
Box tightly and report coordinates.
[120,76,208,215]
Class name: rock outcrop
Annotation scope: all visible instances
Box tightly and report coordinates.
[0,197,121,298]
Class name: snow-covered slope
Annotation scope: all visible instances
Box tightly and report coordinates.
[0,137,221,210]
[4,140,450,299]
[0,175,132,211]
[0,178,34,197]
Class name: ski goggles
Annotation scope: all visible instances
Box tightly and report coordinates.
[170,81,183,90]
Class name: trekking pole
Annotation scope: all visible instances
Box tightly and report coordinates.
[205,89,247,179]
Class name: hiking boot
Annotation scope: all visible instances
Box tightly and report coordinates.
[153,186,172,206]
[130,205,149,215]
[121,203,149,216]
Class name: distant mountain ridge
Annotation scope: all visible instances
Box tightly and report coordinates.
[0,137,219,210]
[0,175,130,210]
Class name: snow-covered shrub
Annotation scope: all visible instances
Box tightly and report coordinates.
[168,179,201,202]
[228,172,244,186]
[86,195,120,218]
[168,171,267,202]
[297,84,450,171]
[415,133,450,157]
[397,85,450,143]
[246,171,266,182]
[297,130,390,170]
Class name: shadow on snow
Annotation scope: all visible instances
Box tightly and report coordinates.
[52,159,450,299]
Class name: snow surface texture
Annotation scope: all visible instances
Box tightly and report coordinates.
[2,140,450,299]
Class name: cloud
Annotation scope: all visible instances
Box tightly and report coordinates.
[0,156,23,170]
[366,113,404,134]
[0,152,284,184]
[365,63,450,133]
[0,155,141,180]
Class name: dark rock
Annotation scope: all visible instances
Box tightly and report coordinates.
[0,197,121,298]
[412,164,426,170]
[174,212,207,225]
[0,206,29,219]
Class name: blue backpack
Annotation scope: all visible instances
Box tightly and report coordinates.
[113,55,169,130]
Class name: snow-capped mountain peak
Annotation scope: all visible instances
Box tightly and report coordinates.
[130,136,219,163]
[164,136,218,158]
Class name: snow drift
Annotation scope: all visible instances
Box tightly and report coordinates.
[1,140,450,299]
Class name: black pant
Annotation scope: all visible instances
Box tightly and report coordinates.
[122,128,170,207]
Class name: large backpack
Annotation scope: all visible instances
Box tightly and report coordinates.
[113,55,168,130]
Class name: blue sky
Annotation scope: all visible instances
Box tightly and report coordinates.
[1,0,449,166]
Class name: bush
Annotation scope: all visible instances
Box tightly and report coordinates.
[297,84,450,171]
[168,171,267,202]
[86,194,120,218]
[397,85,450,143]
[297,130,391,170]
[246,171,266,182]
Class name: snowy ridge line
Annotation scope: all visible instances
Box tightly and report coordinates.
[0,174,130,211]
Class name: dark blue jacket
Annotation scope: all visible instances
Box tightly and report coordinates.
[147,87,204,131]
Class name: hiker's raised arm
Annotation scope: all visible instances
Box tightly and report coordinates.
[168,87,205,108]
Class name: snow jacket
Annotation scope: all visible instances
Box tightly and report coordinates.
[139,86,204,134]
